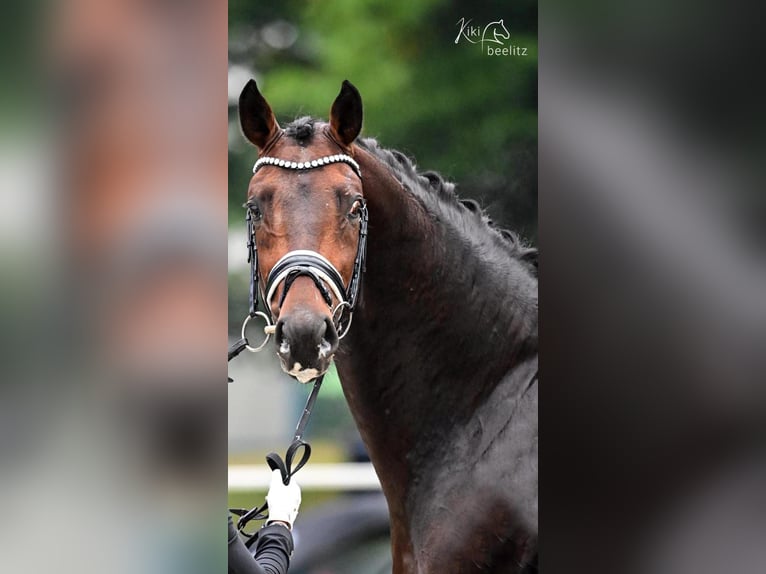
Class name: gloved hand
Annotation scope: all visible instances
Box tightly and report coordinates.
[266,469,301,529]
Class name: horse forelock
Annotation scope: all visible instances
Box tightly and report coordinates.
[283,116,317,143]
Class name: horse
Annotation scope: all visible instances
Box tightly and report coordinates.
[238,79,538,573]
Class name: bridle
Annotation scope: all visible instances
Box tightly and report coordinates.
[227,150,368,536]
[239,152,368,353]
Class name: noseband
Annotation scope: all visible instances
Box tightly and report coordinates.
[241,153,368,352]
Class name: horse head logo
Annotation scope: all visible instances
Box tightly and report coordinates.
[482,19,510,46]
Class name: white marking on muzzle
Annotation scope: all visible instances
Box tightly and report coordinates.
[288,362,321,384]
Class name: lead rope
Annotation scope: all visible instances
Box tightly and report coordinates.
[228,207,323,530]
[228,374,324,536]
[226,205,331,534]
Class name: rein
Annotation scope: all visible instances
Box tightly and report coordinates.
[227,149,367,535]
[228,374,324,535]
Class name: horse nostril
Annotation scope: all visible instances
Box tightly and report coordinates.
[315,316,327,341]
[275,319,290,356]
[322,316,339,353]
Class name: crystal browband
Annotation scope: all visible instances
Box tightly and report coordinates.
[253,154,362,179]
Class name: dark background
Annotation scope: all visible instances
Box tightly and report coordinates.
[540,2,766,572]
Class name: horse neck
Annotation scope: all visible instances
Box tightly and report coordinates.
[335,146,537,517]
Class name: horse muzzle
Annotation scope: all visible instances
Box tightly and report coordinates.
[275,306,339,383]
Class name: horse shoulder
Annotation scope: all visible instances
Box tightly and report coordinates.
[409,360,538,572]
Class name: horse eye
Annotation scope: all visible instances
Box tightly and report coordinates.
[248,204,263,221]
[347,199,363,221]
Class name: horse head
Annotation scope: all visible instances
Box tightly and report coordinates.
[238,80,365,383]
[484,19,511,45]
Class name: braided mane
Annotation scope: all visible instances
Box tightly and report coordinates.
[281,117,537,273]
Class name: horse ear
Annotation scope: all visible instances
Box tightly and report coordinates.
[330,80,363,146]
[239,79,280,149]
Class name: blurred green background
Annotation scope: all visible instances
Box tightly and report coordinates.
[228,0,537,235]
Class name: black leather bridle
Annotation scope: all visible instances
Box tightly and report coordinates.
[227,151,368,535]
[231,152,368,355]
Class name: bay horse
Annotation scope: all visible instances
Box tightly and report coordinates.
[238,79,538,573]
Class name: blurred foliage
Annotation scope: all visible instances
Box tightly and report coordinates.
[228,0,537,241]
[0,0,42,126]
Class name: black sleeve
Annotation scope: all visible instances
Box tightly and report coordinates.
[252,523,295,574]
[228,515,294,574]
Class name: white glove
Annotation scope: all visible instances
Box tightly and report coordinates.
[266,469,301,528]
